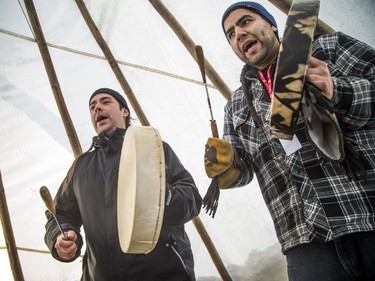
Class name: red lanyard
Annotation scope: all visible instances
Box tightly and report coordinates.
[257,65,273,100]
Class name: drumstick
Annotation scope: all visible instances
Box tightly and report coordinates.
[195,45,232,280]
[195,45,219,138]
[39,186,69,240]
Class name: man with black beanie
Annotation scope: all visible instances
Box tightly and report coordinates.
[44,88,202,280]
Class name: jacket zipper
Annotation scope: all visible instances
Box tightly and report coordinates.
[168,242,191,278]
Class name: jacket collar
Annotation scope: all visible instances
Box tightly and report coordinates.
[92,128,126,151]
[243,60,277,80]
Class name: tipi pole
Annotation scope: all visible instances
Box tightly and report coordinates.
[75,0,150,127]
[192,217,233,280]
[23,0,82,157]
[268,0,335,34]
[147,1,233,279]
[0,171,25,281]
[149,0,232,100]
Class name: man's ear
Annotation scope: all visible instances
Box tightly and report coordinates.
[271,26,278,32]
[122,108,129,118]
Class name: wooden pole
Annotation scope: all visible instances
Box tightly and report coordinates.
[24,0,82,157]
[75,0,150,126]
[192,217,233,281]
[0,171,25,281]
[268,0,335,34]
[149,0,232,100]
[148,1,233,279]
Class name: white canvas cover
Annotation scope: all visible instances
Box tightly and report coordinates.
[1,0,374,280]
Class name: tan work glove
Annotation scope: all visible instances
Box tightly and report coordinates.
[204,138,240,189]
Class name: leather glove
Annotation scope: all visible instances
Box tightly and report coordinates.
[204,138,240,189]
[301,82,344,162]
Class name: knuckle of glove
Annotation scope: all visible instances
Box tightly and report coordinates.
[217,165,240,189]
[204,138,235,178]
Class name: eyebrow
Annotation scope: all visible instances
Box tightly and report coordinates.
[225,15,254,37]
[89,96,112,107]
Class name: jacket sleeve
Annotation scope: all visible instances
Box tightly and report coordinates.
[44,176,83,262]
[162,142,202,225]
[222,93,254,188]
[314,32,375,130]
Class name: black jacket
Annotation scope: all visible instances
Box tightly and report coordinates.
[44,128,202,281]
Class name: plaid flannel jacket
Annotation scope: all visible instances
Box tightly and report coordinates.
[223,32,375,253]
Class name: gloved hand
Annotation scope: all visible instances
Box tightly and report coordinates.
[204,137,240,189]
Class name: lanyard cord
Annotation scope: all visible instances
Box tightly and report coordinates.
[257,65,273,99]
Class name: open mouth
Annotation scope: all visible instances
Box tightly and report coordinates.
[96,115,108,123]
[243,40,256,53]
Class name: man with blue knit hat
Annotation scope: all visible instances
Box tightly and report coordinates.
[221,2,279,40]
[44,87,202,280]
[204,2,375,280]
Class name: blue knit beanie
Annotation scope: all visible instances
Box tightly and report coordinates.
[89,88,129,111]
[222,2,278,37]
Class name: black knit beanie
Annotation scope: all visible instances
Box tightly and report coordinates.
[89,88,129,111]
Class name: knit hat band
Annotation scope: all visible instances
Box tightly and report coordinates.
[222,2,278,35]
[89,88,129,110]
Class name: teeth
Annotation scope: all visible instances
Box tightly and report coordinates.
[244,41,255,52]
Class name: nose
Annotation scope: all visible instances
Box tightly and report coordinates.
[90,103,102,117]
[236,29,247,42]
[93,103,102,112]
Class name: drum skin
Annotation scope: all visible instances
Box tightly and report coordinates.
[117,126,166,254]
